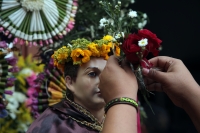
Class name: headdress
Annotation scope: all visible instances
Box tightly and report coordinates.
[51,35,120,72]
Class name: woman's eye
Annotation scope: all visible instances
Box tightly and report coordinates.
[88,72,97,77]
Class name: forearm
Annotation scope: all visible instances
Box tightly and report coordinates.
[183,85,200,132]
[102,104,137,133]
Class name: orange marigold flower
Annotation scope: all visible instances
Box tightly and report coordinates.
[71,48,84,64]
[82,50,92,63]
[100,44,111,60]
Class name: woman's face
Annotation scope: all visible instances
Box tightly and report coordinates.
[66,57,107,111]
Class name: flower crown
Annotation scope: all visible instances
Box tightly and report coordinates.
[51,35,120,72]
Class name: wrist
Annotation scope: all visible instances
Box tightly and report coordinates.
[182,84,200,111]
[105,97,138,113]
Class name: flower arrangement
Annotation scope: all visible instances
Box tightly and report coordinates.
[51,35,120,72]
[0,90,33,133]
[0,54,44,132]
[99,0,162,111]
[0,41,19,118]
[0,0,78,46]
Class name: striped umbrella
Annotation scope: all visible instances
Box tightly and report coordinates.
[0,0,78,46]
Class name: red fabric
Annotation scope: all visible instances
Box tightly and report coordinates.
[137,98,141,133]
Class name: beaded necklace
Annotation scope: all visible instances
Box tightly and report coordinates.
[66,98,105,132]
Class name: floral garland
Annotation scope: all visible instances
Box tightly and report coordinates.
[51,35,120,72]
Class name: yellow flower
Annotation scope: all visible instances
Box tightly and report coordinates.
[103,35,113,41]
[88,43,100,57]
[115,45,121,56]
[82,50,92,63]
[55,46,69,62]
[71,48,84,64]
[100,44,111,60]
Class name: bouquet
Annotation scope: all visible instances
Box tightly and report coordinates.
[99,0,162,111]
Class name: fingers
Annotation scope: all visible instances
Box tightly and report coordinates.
[149,56,175,72]
[144,78,163,92]
[142,67,168,85]
[146,83,163,92]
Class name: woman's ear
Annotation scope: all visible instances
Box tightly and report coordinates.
[65,76,75,92]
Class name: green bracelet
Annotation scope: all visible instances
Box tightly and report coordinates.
[105,97,138,113]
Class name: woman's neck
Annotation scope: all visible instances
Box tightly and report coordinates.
[89,107,105,124]
[67,98,105,124]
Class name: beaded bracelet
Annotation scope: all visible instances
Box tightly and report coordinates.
[104,97,138,113]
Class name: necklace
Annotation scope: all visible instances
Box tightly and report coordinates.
[65,98,105,132]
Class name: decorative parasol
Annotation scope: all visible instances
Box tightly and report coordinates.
[0,0,78,46]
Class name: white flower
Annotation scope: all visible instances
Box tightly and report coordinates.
[6,92,27,119]
[128,11,137,18]
[99,18,109,28]
[108,19,114,25]
[138,20,147,29]
[143,13,147,19]
[20,68,33,75]
[14,92,27,103]
[115,32,125,39]
[142,20,147,26]
[130,0,135,3]
[138,38,148,47]
[118,1,121,5]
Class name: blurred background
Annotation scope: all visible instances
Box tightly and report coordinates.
[133,0,200,133]
[0,0,200,133]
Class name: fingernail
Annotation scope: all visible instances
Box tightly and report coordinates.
[142,68,149,75]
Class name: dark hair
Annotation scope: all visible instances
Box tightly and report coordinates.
[64,61,79,81]
[64,61,79,100]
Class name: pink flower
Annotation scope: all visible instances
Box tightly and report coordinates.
[13,38,19,44]
[25,98,33,106]
[0,41,7,48]
[27,87,36,97]
[39,40,43,46]
[67,21,75,30]
[0,27,4,32]
[26,73,37,86]
[19,39,24,45]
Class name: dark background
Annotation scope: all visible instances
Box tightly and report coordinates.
[132,0,200,133]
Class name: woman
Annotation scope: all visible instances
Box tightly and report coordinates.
[26,35,127,133]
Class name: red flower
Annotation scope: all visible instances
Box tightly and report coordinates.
[122,29,162,64]
[138,29,162,56]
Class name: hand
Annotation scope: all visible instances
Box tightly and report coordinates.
[99,56,138,103]
[142,56,199,109]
